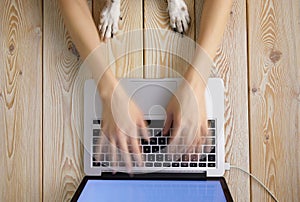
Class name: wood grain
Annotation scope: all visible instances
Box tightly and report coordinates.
[143,0,195,78]
[93,0,143,78]
[195,1,250,201]
[43,0,88,201]
[0,0,42,201]
[248,0,300,201]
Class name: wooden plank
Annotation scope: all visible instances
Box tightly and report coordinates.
[248,0,300,201]
[43,0,89,201]
[0,0,42,201]
[93,0,143,78]
[144,0,195,78]
[195,1,250,201]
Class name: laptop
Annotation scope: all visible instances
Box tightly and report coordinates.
[71,78,232,201]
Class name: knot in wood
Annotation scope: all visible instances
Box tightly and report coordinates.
[269,50,282,64]
[252,87,258,93]
[9,44,15,53]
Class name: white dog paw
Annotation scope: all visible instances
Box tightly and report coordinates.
[99,1,121,40]
[168,0,190,33]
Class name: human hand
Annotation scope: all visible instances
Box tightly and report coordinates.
[163,69,208,155]
[98,80,149,173]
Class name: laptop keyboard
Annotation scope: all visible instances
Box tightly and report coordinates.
[91,120,217,169]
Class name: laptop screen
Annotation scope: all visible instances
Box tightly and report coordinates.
[76,179,228,202]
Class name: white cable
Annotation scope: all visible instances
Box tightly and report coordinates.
[229,165,279,202]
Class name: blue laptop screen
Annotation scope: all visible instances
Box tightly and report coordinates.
[78,180,227,202]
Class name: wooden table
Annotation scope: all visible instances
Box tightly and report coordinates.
[0,0,299,201]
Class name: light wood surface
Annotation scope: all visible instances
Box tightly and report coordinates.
[93,0,144,78]
[199,1,250,201]
[248,0,300,201]
[0,0,42,201]
[143,0,195,78]
[0,0,299,201]
[43,0,86,201]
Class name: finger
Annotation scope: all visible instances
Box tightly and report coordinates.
[131,137,143,167]
[167,127,181,154]
[138,119,150,141]
[110,137,118,174]
[163,111,173,135]
[118,133,132,173]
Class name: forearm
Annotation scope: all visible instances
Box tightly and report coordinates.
[197,0,233,59]
[59,0,118,97]
[186,0,233,87]
[59,0,100,59]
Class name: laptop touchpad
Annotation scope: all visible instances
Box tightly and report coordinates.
[126,81,178,117]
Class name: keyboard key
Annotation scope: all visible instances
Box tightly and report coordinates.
[199,163,206,167]
[164,130,171,137]
[191,154,198,161]
[163,163,171,167]
[181,163,188,167]
[154,162,162,167]
[150,138,157,145]
[208,163,216,167]
[172,163,179,167]
[165,154,172,161]
[208,129,215,136]
[93,137,100,145]
[93,146,100,153]
[173,154,181,161]
[208,120,215,128]
[93,120,101,125]
[208,154,216,161]
[105,154,112,161]
[93,154,104,161]
[204,146,214,153]
[182,154,189,162]
[119,162,126,167]
[147,154,155,161]
[167,137,172,144]
[156,154,164,161]
[210,146,216,153]
[154,129,162,136]
[147,129,153,137]
[93,129,100,136]
[93,162,101,167]
[145,162,153,167]
[190,163,197,167]
[199,154,206,162]
[141,139,148,145]
[160,146,167,153]
[143,146,151,153]
[158,138,166,145]
[102,162,109,167]
[152,146,160,153]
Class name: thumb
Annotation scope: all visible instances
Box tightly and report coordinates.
[163,110,173,135]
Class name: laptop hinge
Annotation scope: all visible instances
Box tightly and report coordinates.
[101,172,207,180]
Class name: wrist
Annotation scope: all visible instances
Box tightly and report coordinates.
[184,67,207,94]
[97,70,118,101]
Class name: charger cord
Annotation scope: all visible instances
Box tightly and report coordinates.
[225,163,279,202]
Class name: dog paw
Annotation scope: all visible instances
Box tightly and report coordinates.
[99,1,121,40]
[168,0,190,33]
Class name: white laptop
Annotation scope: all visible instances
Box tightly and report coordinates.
[71,78,232,202]
[83,78,225,177]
